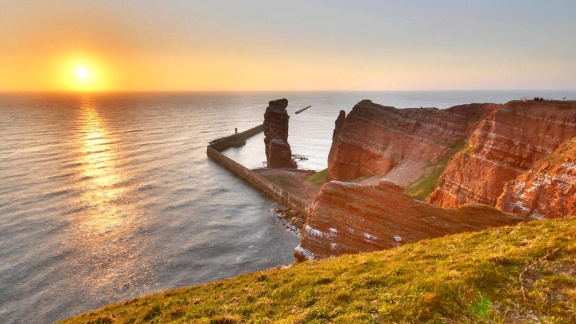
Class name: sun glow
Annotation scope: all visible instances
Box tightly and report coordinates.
[71,64,96,91]
[61,58,111,92]
[77,66,89,79]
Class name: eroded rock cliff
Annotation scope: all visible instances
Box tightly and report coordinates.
[496,136,576,219]
[429,101,576,208]
[264,99,296,169]
[328,100,497,186]
[332,110,346,140]
[295,178,523,261]
[298,99,576,261]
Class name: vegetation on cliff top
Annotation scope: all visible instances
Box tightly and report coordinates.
[510,99,576,110]
[63,218,576,323]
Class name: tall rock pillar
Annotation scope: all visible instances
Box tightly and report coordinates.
[264,99,296,168]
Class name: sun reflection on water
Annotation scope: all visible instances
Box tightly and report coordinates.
[66,95,153,297]
[78,98,126,234]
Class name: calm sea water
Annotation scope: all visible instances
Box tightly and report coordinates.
[1,90,574,323]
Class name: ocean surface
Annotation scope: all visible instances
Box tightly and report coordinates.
[1,90,574,323]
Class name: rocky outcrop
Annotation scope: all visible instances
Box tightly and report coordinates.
[430,101,576,208]
[328,100,497,185]
[263,99,296,169]
[327,100,576,215]
[496,136,576,219]
[295,178,524,261]
[332,110,346,140]
[297,99,576,262]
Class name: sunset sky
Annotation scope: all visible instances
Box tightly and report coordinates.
[1,0,575,92]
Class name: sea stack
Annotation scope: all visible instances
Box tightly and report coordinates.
[263,99,296,168]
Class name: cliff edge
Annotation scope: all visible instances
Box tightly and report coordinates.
[299,99,576,260]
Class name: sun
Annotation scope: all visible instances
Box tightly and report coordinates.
[61,58,110,92]
[77,66,89,80]
[69,63,100,91]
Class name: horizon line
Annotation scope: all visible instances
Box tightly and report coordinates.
[1,88,576,94]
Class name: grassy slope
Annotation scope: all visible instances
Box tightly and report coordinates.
[405,167,445,201]
[63,218,576,323]
[406,139,468,201]
[305,168,330,187]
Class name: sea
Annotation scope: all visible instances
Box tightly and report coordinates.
[0,90,574,323]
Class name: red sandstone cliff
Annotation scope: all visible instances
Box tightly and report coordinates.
[496,136,576,219]
[295,178,523,261]
[429,101,576,208]
[328,100,497,185]
[297,100,576,261]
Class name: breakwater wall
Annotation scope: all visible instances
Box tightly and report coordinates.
[207,126,310,216]
[208,124,264,151]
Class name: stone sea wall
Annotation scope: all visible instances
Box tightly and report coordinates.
[207,127,309,216]
[208,124,264,151]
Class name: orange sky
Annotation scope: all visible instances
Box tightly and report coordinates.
[1,1,575,92]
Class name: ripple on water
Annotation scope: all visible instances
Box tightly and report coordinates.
[0,91,370,323]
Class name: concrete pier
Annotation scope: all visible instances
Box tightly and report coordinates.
[207,126,310,216]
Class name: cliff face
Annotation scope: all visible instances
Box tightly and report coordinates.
[429,101,576,208]
[332,110,346,140]
[295,178,523,261]
[263,99,296,169]
[496,136,576,219]
[298,100,576,261]
[328,100,576,213]
[328,100,497,185]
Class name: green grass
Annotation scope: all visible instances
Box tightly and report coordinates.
[509,99,576,110]
[306,168,330,187]
[63,218,576,323]
[405,167,445,201]
[270,176,285,185]
[450,138,467,152]
[406,139,470,201]
[457,144,474,155]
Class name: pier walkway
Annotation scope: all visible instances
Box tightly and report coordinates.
[207,126,310,216]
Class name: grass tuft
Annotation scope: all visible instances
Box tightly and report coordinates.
[209,314,242,324]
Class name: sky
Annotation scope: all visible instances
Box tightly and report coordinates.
[1,0,575,92]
